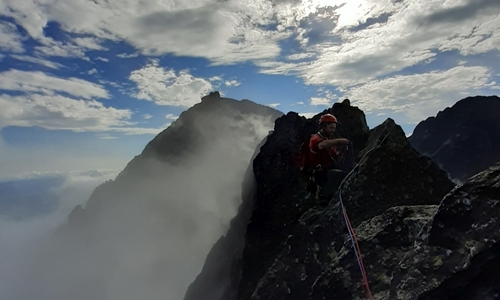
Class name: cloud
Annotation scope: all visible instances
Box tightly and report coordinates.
[1,104,279,300]
[257,0,500,87]
[88,68,98,75]
[1,0,292,64]
[310,96,331,106]
[34,37,90,60]
[0,93,133,131]
[143,114,153,120]
[344,65,495,122]
[10,55,65,69]
[0,21,24,53]
[2,0,499,75]
[0,69,163,134]
[96,133,118,140]
[297,101,304,105]
[0,70,109,99]
[117,52,139,58]
[267,103,280,108]
[107,126,164,135]
[165,114,178,120]
[209,76,223,82]
[72,37,107,51]
[419,0,500,26]
[225,79,241,87]
[286,52,316,60]
[96,56,109,62]
[0,169,119,297]
[129,60,213,107]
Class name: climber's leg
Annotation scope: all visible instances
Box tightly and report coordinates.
[320,169,347,199]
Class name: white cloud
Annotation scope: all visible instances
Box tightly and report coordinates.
[73,37,107,51]
[34,37,89,60]
[2,0,499,73]
[0,69,164,134]
[209,76,223,82]
[225,79,241,87]
[286,52,316,60]
[107,127,164,135]
[0,21,24,53]
[96,133,118,140]
[0,92,166,135]
[10,55,64,69]
[297,101,304,105]
[0,93,132,131]
[143,114,153,120]
[129,60,213,107]
[310,96,331,106]
[0,0,293,64]
[88,68,98,75]
[0,70,109,99]
[259,0,500,88]
[344,65,495,122]
[268,103,280,108]
[96,56,109,62]
[7,168,119,181]
[165,114,178,120]
[0,169,119,294]
[117,52,139,58]
[0,103,278,300]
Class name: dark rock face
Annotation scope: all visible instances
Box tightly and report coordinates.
[330,100,370,157]
[244,163,500,300]
[250,205,439,300]
[187,98,500,299]
[185,101,463,300]
[243,117,454,300]
[409,95,500,183]
[185,101,371,300]
[237,102,371,300]
[341,118,455,227]
[419,163,500,299]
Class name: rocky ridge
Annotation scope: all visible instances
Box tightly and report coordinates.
[185,99,500,300]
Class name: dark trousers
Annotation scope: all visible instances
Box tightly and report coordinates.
[314,147,353,199]
[315,168,348,199]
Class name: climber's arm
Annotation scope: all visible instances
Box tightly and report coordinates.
[318,138,349,150]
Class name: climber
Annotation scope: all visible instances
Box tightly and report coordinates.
[308,113,352,202]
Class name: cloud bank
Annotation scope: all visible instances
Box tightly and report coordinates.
[1,102,280,300]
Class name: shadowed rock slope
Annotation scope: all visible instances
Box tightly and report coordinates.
[185,99,500,300]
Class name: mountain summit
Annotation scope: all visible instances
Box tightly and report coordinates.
[8,92,282,300]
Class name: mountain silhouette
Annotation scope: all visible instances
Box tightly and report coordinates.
[409,95,500,183]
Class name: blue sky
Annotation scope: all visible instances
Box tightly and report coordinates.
[1,0,500,180]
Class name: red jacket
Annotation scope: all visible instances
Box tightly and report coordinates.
[308,133,339,169]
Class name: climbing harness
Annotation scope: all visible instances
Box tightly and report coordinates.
[335,124,397,300]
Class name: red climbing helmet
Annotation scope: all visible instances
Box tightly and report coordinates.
[319,114,337,125]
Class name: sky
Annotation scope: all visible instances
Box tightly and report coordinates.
[0,1,499,298]
[0,0,499,180]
